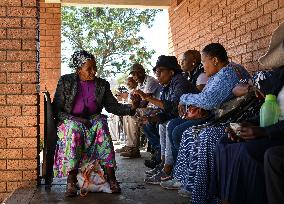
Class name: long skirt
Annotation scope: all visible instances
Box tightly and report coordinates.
[210,136,284,204]
[53,114,115,177]
[174,126,226,204]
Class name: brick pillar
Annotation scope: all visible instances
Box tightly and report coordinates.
[39,0,61,141]
[0,0,39,201]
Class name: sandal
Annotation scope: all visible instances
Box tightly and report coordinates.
[109,180,121,193]
[65,182,77,197]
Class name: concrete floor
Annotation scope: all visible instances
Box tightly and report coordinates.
[5,152,189,204]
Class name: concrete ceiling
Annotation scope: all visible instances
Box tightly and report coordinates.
[44,0,171,8]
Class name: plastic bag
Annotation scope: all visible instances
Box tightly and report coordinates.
[77,161,112,196]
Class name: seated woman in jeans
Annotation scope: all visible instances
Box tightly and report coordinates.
[134,55,197,184]
[52,50,139,197]
[210,22,284,204]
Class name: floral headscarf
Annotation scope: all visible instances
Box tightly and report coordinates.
[69,50,95,70]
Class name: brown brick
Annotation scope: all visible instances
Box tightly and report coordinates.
[7,159,37,170]
[236,25,246,37]
[7,116,37,127]
[0,106,21,116]
[22,62,37,72]
[46,7,61,14]
[7,95,37,105]
[22,18,37,28]
[22,40,37,50]
[258,0,270,6]
[6,181,18,192]
[264,0,279,14]
[0,0,21,6]
[242,52,253,63]
[0,117,6,127]
[7,7,37,17]
[272,6,284,21]
[7,138,37,148]
[7,29,37,39]
[23,127,37,138]
[0,29,6,38]
[0,171,22,181]
[7,51,36,61]
[0,160,6,170]
[22,84,38,94]
[0,149,22,159]
[22,148,36,159]
[0,18,21,28]
[0,7,6,17]
[0,193,12,202]
[7,72,37,83]
[23,170,37,180]
[22,106,38,116]
[0,182,6,192]
[0,84,21,94]
[0,138,6,148]
[0,72,6,83]
[0,128,22,138]
[23,0,37,7]
[280,0,284,8]
[40,13,54,19]
[0,62,21,72]
[0,96,5,105]
[246,0,258,12]
[0,51,6,60]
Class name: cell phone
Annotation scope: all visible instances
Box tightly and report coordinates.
[230,123,241,136]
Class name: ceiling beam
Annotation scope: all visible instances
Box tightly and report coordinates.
[45,0,171,8]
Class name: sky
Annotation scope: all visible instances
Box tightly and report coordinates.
[61,9,169,76]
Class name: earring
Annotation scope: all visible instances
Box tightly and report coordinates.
[192,63,195,66]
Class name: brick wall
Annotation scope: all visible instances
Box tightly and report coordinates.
[169,0,284,72]
[39,0,61,140]
[0,0,39,201]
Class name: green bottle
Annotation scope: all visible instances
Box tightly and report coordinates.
[260,94,281,127]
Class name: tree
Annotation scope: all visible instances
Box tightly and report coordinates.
[62,6,160,78]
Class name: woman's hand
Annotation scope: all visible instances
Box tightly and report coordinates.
[130,94,141,110]
[178,104,186,118]
[227,123,267,141]
[232,83,250,97]
[133,90,148,100]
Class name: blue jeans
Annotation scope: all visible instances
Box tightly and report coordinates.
[142,123,160,161]
[167,117,209,163]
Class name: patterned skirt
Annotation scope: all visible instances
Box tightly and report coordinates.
[53,114,115,177]
[174,125,226,204]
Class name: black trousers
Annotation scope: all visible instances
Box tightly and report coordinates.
[264,146,284,204]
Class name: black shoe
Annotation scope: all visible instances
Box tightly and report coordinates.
[144,159,160,169]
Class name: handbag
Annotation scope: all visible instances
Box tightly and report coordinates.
[77,160,112,196]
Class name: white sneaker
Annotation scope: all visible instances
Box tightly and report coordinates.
[178,188,192,198]
[160,179,182,190]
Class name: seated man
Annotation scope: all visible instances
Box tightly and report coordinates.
[118,77,142,158]
[128,63,162,166]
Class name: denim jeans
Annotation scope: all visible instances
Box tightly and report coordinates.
[142,123,160,161]
[167,117,209,163]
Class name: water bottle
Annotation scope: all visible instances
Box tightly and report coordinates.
[260,94,281,127]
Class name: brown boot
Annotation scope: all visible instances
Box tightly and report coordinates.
[120,147,141,158]
[115,146,130,153]
[65,170,78,197]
